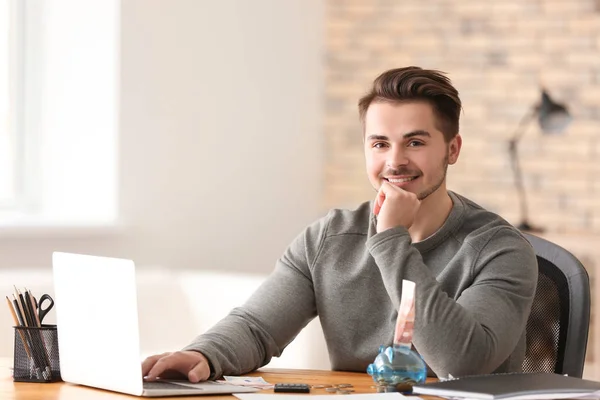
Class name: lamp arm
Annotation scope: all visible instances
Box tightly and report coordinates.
[507,107,537,229]
[509,106,537,144]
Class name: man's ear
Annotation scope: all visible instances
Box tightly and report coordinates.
[448,134,462,165]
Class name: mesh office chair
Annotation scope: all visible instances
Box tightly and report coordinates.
[521,232,590,378]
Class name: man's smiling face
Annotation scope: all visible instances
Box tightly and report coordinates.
[363,101,461,201]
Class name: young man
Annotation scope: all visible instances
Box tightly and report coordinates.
[142,67,538,382]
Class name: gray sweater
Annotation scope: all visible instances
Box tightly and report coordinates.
[183,192,538,379]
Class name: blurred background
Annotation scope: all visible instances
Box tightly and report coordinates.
[0,0,599,378]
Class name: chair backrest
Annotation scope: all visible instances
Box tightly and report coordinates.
[521,232,590,378]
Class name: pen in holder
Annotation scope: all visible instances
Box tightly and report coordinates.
[6,289,60,382]
[13,324,61,382]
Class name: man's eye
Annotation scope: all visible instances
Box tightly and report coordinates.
[373,142,388,149]
[408,141,424,147]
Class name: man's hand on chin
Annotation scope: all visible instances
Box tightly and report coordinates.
[373,182,421,233]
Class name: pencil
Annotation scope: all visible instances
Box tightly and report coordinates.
[13,286,31,327]
[27,290,52,379]
[5,296,32,356]
[26,291,41,327]
[6,296,42,379]
[11,295,25,326]
[13,287,45,380]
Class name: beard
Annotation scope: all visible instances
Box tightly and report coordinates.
[416,154,449,200]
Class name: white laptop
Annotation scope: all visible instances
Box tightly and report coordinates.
[51,251,259,397]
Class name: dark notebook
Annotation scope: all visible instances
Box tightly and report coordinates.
[411,372,600,400]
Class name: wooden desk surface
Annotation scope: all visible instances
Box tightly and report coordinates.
[0,357,436,400]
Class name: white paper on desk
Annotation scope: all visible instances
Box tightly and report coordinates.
[530,390,600,400]
[220,375,274,388]
[437,392,600,400]
[235,393,415,400]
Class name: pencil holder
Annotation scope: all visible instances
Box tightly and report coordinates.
[13,324,62,382]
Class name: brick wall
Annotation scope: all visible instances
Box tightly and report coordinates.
[324,0,600,234]
[325,0,600,372]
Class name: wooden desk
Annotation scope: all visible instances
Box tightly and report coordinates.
[0,358,438,400]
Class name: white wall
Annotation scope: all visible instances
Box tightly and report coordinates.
[0,0,324,274]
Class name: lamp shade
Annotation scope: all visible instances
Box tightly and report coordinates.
[537,90,572,134]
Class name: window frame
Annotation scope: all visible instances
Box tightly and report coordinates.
[0,0,19,207]
[0,0,42,214]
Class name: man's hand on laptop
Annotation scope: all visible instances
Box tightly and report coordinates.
[142,351,211,383]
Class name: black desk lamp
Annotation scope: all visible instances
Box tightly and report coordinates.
[508,89,572,232]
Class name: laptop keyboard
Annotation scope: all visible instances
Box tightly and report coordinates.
[143,381,204,391]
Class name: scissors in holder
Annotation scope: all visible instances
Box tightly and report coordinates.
[37,294,55,325]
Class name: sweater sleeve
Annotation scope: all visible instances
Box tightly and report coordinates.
[366,226,538,378]
[181,217,327,378]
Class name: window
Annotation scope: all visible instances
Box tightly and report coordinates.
[0,0,17,208]
[0,1,119,228]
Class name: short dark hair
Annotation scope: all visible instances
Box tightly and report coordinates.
[358,66,462,141]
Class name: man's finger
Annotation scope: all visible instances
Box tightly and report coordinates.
[379,181,393,193]
[142,353,170,377]
[146,354,180,380]
[373,202,380,216]
[187,359,210,383]
[374,187,386,215]
[380,180,406,195]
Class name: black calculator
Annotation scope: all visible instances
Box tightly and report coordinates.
[274,383,311,393]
